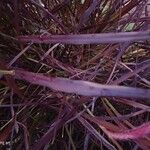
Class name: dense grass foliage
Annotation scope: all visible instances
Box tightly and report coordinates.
[0,0,150,150]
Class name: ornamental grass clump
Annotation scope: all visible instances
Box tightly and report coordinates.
[0,0,150,150]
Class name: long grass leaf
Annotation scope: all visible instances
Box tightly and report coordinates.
[14,69,150,99]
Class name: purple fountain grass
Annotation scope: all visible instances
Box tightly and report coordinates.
[0,0,150,149]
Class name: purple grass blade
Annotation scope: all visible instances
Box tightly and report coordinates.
[105,122,150,140]
[111,62,150,85]
[18,30,150,44]
[14,69,150,99]
[30,0,68,34]
[8,43,33,67]
[77,0,101,30]
[32,109,75,150]
[78,116,117,150]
